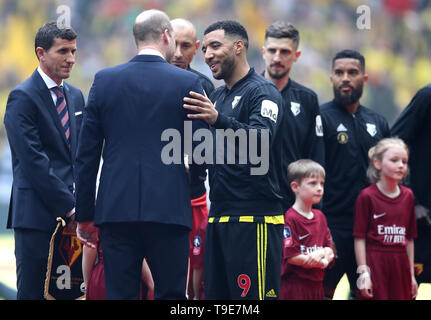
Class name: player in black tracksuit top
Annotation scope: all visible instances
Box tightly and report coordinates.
[261,21,324,212]
[183,21,286,300]
[320,99,390,296]
[391,84,431,284]
[205,67,285,300]
[278,79,324,211]
[320,49,390,299]
[208,68,284,217]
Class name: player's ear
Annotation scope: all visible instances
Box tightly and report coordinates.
[195,40,200,51]
[234,40,245,55]
[363,72,369,83]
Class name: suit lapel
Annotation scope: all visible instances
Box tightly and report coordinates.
[32,70,71,155]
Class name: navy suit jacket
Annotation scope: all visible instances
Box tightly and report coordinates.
[75,54,207,229]
[4,69,85,232]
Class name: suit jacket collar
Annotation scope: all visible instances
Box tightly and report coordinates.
[129,54,167,64]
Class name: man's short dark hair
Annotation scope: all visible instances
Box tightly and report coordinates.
[264,21,299,47]
[204,20,249,49]
[332,49,365,71]
[133,10,173,45]
[35,22,77,59]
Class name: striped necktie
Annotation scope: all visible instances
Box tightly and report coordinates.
[51,86,71,150]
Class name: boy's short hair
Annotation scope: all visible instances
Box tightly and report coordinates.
[287,159,325,184]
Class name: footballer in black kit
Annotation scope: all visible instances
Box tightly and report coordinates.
[183,21,285,300]
[320,50,390,298]
[261,21,324,212]
[277,79,324,210]
[205,67,285,300]
[208,67,284,217]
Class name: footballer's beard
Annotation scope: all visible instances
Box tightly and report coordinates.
[266,64,289,80]
[212,54,236,81]
[333,83,364,106]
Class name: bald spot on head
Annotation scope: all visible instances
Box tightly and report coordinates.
[171,18,197,41]
[133,9,172,45]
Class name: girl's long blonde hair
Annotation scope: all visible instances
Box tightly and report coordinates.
[367,137,409,183]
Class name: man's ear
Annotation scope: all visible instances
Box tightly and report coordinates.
[294,49,301,61]
[234,39,245,55]
[162,29,170,44]
[36,47,45,61]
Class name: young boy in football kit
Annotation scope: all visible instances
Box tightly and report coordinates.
[281,159,334,300]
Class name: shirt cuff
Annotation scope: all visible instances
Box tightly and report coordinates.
[66,207,75,218]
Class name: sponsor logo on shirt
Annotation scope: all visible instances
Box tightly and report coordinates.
[265,289,277,298]
[260,100,278,123]
[315,115,323,137]
[300,244,323,255]
[336,123,348,132]
[373,212,386,219]
[377,224,406,243]
[337,132,349,144]
[298,233,310,240]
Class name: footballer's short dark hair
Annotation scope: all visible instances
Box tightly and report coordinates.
[264,21,299,47]
[204,20,249,49]
[332,49,365,71]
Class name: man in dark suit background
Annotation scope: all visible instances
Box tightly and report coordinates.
[3,22,85,299]
[75,9,207,300]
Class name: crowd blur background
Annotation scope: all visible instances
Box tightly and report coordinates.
[1,0,431,228]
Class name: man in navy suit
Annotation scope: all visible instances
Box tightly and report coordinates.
[75,9,207,300]
[3,22,85,299]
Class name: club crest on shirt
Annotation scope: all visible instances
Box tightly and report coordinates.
[193,236,202,255]
[283,226,293,247]
[337,132,349,144]
[366,123,377,137]
[290,102,301,116]
[232,96,241,109]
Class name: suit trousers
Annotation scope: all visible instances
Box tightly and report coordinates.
[14,228,51,300]
[100,222,190,300]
